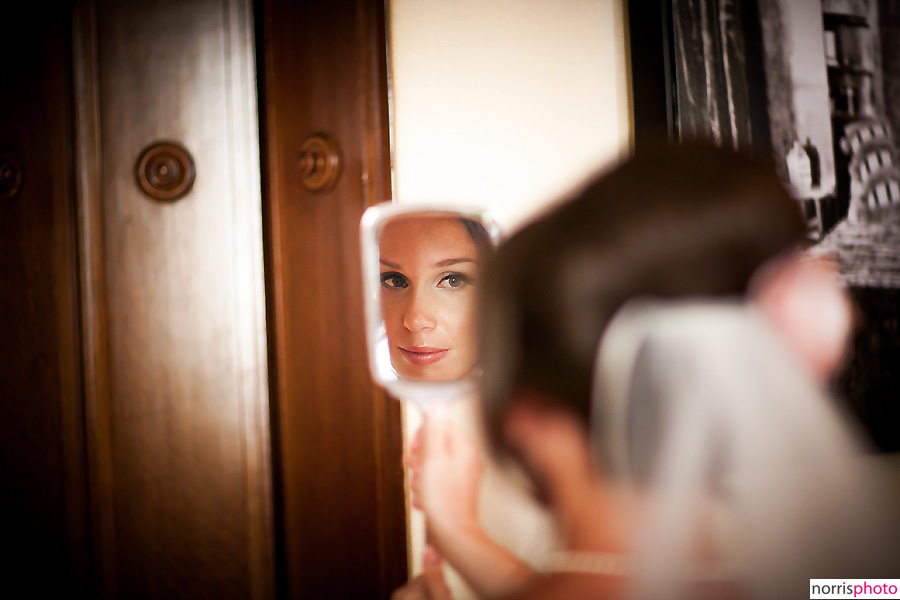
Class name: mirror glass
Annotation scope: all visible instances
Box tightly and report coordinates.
[360,204,500,402]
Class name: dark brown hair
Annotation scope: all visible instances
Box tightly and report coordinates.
[478,143,807,460]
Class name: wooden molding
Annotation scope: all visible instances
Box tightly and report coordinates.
[258,0,407,596]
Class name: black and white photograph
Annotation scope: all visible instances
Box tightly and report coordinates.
[631,0,900,450]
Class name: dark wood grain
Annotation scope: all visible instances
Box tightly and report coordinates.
[0,1,90,595]
[257,0,408,597]
[73,3,117,596]
[3,1,401,596]
[79,0,274,597]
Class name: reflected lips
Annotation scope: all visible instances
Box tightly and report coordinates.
[399,346,449,366]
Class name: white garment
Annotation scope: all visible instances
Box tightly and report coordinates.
[592,299,900,599]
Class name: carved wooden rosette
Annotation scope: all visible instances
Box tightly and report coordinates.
[135,141,196,202]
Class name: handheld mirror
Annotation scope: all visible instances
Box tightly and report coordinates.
[360,203,501,408]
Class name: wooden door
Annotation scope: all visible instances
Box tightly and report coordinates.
[257,0,408,597]
[75,0,274,597]
[1,0,404,597]
[0,2,90,595]
[3,0,274,597]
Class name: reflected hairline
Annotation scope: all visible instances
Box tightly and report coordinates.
[379,257,478,269]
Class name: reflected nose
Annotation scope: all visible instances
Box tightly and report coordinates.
[402,288,437,332]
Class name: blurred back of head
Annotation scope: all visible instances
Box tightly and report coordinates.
[478,142,900,597]
[479,142,806,455]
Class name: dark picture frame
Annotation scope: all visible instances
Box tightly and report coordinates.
[627,0,900,452]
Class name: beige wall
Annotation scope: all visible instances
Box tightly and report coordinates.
[389,0,631,229]
[388,0,632,596]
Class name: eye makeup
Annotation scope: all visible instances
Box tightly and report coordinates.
[437,271,475,289]
[381,271,409,289]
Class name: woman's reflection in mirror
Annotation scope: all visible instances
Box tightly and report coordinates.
[379,216,489,381]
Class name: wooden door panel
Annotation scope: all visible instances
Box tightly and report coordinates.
[0,2,90,595]
[2,1,401,596]
[78,0,273,596]
[258,0,407,597]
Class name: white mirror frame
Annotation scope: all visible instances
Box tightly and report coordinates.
[359,202,502,407]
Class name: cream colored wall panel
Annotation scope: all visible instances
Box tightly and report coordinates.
[389,1,631,597]
[390,0,630,230]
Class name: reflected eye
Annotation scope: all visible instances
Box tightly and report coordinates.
[381,272,409,289]
[437,272,473,290]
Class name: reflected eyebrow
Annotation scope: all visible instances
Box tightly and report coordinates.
[434,258,477,267]
[380,259,401,269]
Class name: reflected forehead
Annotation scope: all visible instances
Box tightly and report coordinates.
[380,257,475,269]
[382,215,467,238]
[380,216,478,266]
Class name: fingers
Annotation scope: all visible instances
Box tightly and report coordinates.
[412,414,451,511]
[409,424,426,510]
[389,547,452,600]
[423,409,451,462]
[410,412,486,525]
[390,576,427,600]
[411,415,456,513]
[411,475,423,511]
[422,545,452,600]
[409,425,424,469]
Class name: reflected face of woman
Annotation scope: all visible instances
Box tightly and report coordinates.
[379,217,479,381]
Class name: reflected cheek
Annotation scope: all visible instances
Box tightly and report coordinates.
[381,296,406,338]
[443,298,477,360]
[459,310,478,362]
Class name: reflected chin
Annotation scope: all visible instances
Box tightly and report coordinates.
[395,365,445,382]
